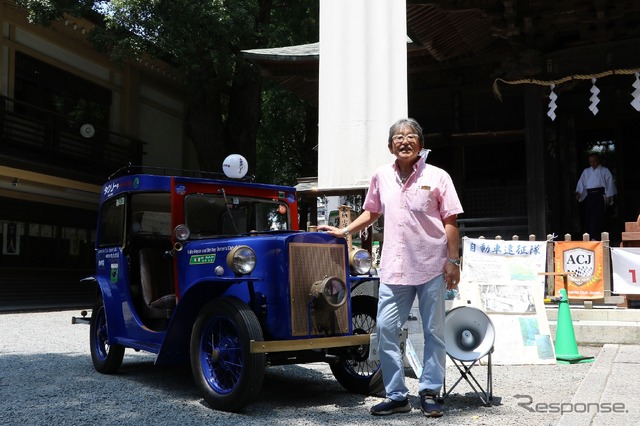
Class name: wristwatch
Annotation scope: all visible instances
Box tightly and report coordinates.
[447,257,461,267]
[342,227,350,238]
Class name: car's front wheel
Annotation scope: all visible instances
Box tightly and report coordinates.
[330,295,384,394]
[89,295,125,373]
[190,297,265,412]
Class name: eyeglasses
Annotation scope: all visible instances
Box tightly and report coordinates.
[392,134,419,143]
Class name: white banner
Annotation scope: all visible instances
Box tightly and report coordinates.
[611,247,640,294]
[318,0,407,190]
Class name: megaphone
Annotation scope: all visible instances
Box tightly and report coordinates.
[444,306,495,362]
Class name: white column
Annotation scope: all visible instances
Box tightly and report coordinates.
[318,0,407,190]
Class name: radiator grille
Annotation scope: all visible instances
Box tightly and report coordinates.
[289,243,349,336]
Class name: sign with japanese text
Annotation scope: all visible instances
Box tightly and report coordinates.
[553,241,604,299]
[462,238,547,286]
[611,247,640,294]
[459,238,554,365]
[2,222,21,255]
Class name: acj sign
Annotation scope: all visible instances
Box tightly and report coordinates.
[563,248,595,286]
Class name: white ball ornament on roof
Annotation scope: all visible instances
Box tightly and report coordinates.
[222,154,248,179]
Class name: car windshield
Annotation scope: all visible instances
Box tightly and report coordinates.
[184,193,291,238]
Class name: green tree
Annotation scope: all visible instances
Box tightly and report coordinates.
[17,0,318,178]
[256,83,317,185]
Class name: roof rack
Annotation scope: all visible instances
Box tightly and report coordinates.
[108,163,255,182]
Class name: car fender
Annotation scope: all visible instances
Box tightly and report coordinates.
[81,275,127,341]
[155,279,248,365]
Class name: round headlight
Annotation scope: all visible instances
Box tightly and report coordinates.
[310,277,347,310]
[226,245,256,274]
[349,248,372,275]
[174,224,190,241]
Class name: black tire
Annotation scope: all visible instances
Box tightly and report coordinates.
[330,295,383,394]
[190,297,265,412]
[90,295,125,373]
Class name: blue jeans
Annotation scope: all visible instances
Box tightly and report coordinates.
[377,275,446,400]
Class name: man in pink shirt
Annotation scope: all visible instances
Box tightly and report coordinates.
[320,118,463,418]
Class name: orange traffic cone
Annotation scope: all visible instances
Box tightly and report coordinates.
[554,289,594,364]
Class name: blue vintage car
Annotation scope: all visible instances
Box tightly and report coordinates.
[84,165,381,411]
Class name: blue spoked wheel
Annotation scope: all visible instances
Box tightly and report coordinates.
[89,295,125,373]
[190,297,265,412]
[330,295,384,394]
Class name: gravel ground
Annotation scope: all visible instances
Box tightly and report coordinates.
[0,310,600,426]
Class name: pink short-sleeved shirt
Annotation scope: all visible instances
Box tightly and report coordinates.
[364,158,463,285]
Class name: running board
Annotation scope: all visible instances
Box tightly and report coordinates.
[250,334,371,353]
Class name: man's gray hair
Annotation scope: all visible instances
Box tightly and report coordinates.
[387,118,424,145]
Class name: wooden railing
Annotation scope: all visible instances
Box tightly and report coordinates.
[466,231,622,306]
[0,96,145,177]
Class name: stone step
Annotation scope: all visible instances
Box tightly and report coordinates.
[546,307,640,345]
[545,306,640,322]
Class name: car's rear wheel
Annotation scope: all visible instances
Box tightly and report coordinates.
[90,295,125,373]
[330,295,384,394]
[190,297,265,412]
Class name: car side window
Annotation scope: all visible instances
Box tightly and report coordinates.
[98,197,126,247]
